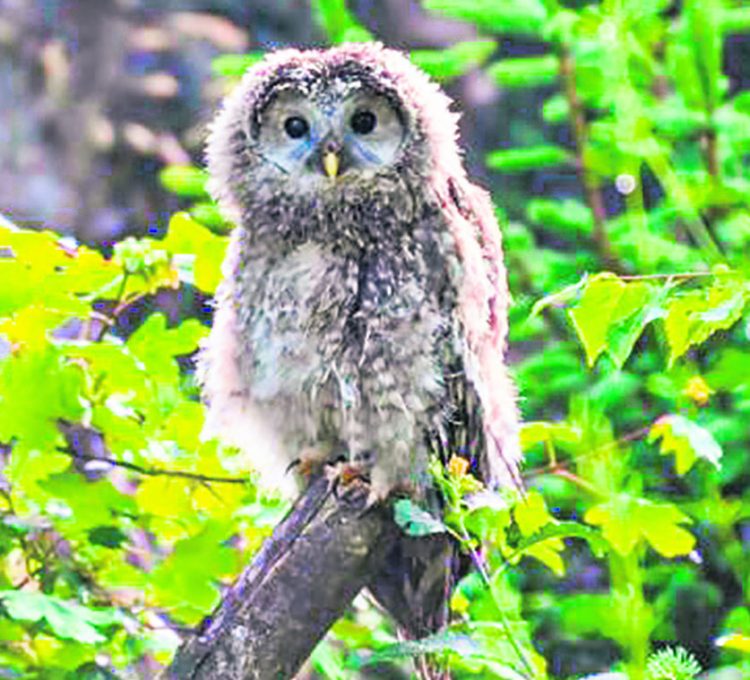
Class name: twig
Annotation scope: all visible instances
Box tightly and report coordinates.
[617,271,715,281]
[558,48,620,272]
[57,447,248,485]
[522,425,651,482]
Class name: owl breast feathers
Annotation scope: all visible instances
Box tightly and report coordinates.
[198,42,522,501]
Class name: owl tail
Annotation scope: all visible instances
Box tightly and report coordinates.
[367,533,458,678]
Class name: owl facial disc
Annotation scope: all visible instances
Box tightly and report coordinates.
[254,81,406,184]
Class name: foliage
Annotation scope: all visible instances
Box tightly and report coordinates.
[1,0,750,678]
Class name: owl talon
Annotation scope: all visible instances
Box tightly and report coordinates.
[323,461,371,501]
[286,446,332,481]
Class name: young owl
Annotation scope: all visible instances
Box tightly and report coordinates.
[200,42,521,504]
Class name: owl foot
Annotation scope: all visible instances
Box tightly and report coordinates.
[286,446,331,480]
[324,460,370,495]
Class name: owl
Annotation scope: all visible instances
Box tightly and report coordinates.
[199,43,522,637]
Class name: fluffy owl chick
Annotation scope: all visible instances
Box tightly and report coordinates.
[199,43,522,504]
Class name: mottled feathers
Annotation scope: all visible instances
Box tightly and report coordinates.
[198,42,522,638]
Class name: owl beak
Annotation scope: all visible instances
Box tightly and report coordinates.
[323,150,340,179]
[320,139,342,179]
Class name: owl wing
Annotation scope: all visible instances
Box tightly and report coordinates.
[440,177,523,490]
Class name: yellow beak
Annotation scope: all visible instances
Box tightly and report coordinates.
[323,151,340,179]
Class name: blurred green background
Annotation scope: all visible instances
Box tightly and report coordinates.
[1,1,749,678]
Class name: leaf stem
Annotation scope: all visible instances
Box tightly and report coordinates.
[457,515,537,679]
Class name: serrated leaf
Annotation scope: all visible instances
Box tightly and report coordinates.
[568,274,667,368]
[568,273,626,366]
[127,313,207,381]
[664,278,747,365]
[511,492,567,575]
[648,414,723,474]
[585,496,695,558]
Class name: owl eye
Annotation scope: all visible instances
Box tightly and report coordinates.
[350,110,377,135]
[284,116,309,139]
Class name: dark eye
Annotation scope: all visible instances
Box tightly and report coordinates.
[351,110,377,135]
[284,116,309,139]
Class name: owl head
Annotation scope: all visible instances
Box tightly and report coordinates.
[206,43,467,232]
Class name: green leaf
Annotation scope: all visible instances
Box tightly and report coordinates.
[0,347,85,453]
[519,420,582,451]
[568,273,626,366]
[0,591,120,644]
[486,145,570,173]
[40,473,136,530]
[161,212,229,293]
[648,414,723,474]
[423,0,548,35]
[411,41,496,82]
[567,274,667,368]
[189,202,231,235]
[585,496,695,558]
[514,490,554,537]
[393,499,447,537]
[158,166,210,199]
[127,313,207,381]
[362,631,477,665]
[663,277,747,365]
[486,55,559,88]
[0,225,119,320]
[515,521,608,559]
[526,198,594,238]
[210,53,264,77]
[542,93,569,124]
[88,526,128,549]
[311,0,373,43]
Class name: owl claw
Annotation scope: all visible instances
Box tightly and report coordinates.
[323,461,373,503]
[287,446,330,480]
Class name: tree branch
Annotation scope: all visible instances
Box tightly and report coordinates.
[162,474,399,680]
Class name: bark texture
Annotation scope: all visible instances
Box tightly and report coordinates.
[163,475,399,680]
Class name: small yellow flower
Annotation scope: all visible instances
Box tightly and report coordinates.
[683,376,713,406]
[447,455,470,478]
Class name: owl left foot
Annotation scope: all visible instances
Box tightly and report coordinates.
[286,446,332,480]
